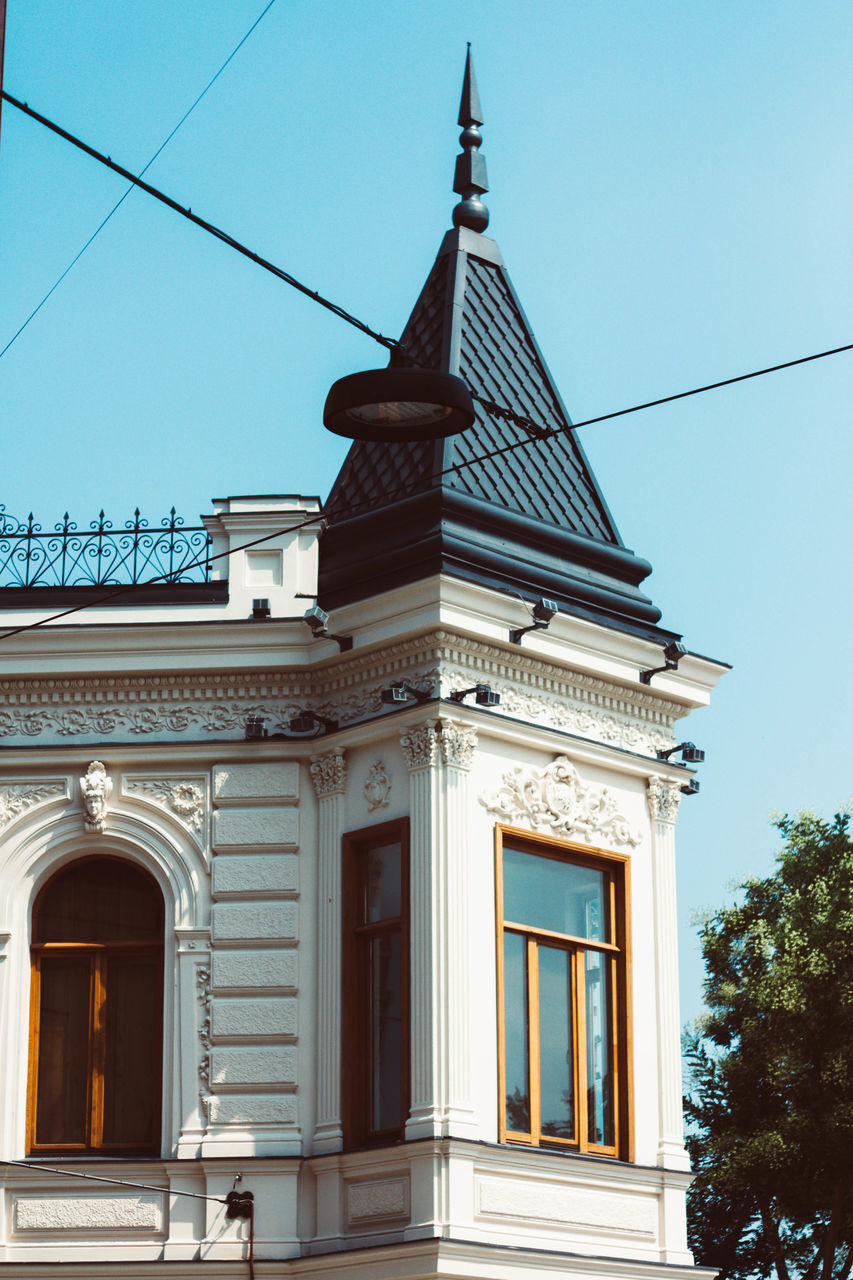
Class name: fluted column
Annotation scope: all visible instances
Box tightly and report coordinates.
[310,747,347,1152]
[438,720,479,1135]
[400,722,443,1139]
[647,776,690,1170]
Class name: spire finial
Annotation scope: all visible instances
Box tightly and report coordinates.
[452,44,489,233]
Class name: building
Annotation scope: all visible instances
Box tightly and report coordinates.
[0,51,725,1280]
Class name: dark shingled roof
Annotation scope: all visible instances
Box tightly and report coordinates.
[320,227,670,640]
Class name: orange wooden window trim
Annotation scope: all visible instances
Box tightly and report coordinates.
[495,824,631,1161]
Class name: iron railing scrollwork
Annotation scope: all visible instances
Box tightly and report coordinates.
[0,507,212,588]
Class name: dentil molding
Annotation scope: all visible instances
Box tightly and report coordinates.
[480,755,642,848]
[0,632,683,756]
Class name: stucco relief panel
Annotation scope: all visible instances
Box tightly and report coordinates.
[480,755,641,847]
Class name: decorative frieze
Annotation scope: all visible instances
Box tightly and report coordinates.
[0,781,66,830]
[646,776,683,825]
[480,755,641,847]
[125,778,205,831]
[363,760,391,812]
[0,632,682,761]
[309,747,346,798]
[79,761,111,833]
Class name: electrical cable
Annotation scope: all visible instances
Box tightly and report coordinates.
[1,324,853,642]
[0,1158,228,1203]
[1,90,400,353]
[0,0,278,363]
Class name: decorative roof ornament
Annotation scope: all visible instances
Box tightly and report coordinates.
[452,44,489,233]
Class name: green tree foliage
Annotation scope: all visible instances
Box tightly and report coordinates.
[685,810,853,1280]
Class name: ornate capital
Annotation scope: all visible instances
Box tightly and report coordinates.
[310,747,347,798]
[480,754,641,848]
[438,720,477,771]
[400,723,440,772]
[79,760,112,833]
[646,776,682,825]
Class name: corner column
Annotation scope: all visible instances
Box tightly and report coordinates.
[438,719,479,1136]
[310,747,347,1152]
[401,722,443,1139]
[646,776,690,1171]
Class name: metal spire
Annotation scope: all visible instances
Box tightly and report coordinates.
[452,44,489,232]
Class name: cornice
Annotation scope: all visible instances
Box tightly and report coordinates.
[0,628,686,753]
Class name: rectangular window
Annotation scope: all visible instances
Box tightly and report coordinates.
[496,826,630,1158]
[342,820,409,1148]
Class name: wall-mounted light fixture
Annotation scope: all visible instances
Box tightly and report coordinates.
[381,681,431,706]
[656,741,706,764]
[251,597,271,620]
[303,605,353,653]
[680,777,700,797]
[450,683,501,707]
[510,597,559,645]
[245,715,268,740]
[639,640,687,685]
[288,711,338,736]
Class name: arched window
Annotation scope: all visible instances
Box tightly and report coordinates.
[28,856,164,1156]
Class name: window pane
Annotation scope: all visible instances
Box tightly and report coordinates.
[538,946,574,1140]
[503,931,530,1133]
[585,951,614,1146]
[369,932,403,1132]
[35,858,162,943]
[363,842,401,924]
[35,956,90,1146]
[503,846,607,941]
[102,956,161,1148]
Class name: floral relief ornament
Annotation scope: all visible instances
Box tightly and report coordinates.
[480,754,641,848]
[126,779,205,831]
[0,782,66,830]
[79,761,112,833]
[364,761,391,812]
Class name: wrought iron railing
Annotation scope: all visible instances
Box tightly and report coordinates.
[0,508,212,588]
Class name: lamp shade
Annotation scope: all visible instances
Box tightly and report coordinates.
[323,367,475,442]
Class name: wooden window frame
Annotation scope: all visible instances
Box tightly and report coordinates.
[26,857,164,1158]
[495,825,633,1161]
[341,819,410,1150]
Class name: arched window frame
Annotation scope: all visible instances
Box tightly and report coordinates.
[27,854,165,1157]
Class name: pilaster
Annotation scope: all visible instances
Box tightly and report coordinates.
[310,747,347,1152]
[438,720,479,1136]
[646,776,690,1171]
[400,722,443,1139]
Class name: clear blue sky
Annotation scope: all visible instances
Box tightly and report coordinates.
[2,0,852,1027]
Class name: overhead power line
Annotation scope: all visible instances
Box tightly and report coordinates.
[0,0,279,362]
[1,90,399,353]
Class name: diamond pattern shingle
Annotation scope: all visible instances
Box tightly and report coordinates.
[325,231,620,547]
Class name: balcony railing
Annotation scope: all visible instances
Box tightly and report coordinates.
[0,508,212,588]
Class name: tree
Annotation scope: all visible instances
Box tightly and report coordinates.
[684,810,853,1280]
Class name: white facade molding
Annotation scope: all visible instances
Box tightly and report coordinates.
[309,747,347,799]
[79,761,112,833]
[646,776,683,825]
[0,629,682,755]
[0,781,67,831]
[437,719,477,771]
[311,748,347,1152]
[124,777,206,833]
[647,776,689,1171]
[480,755,641,847]
[363,760,391,812]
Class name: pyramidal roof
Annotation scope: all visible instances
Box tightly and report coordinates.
[320,50,669,640]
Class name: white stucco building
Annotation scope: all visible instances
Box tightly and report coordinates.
[0,52,725,1280]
